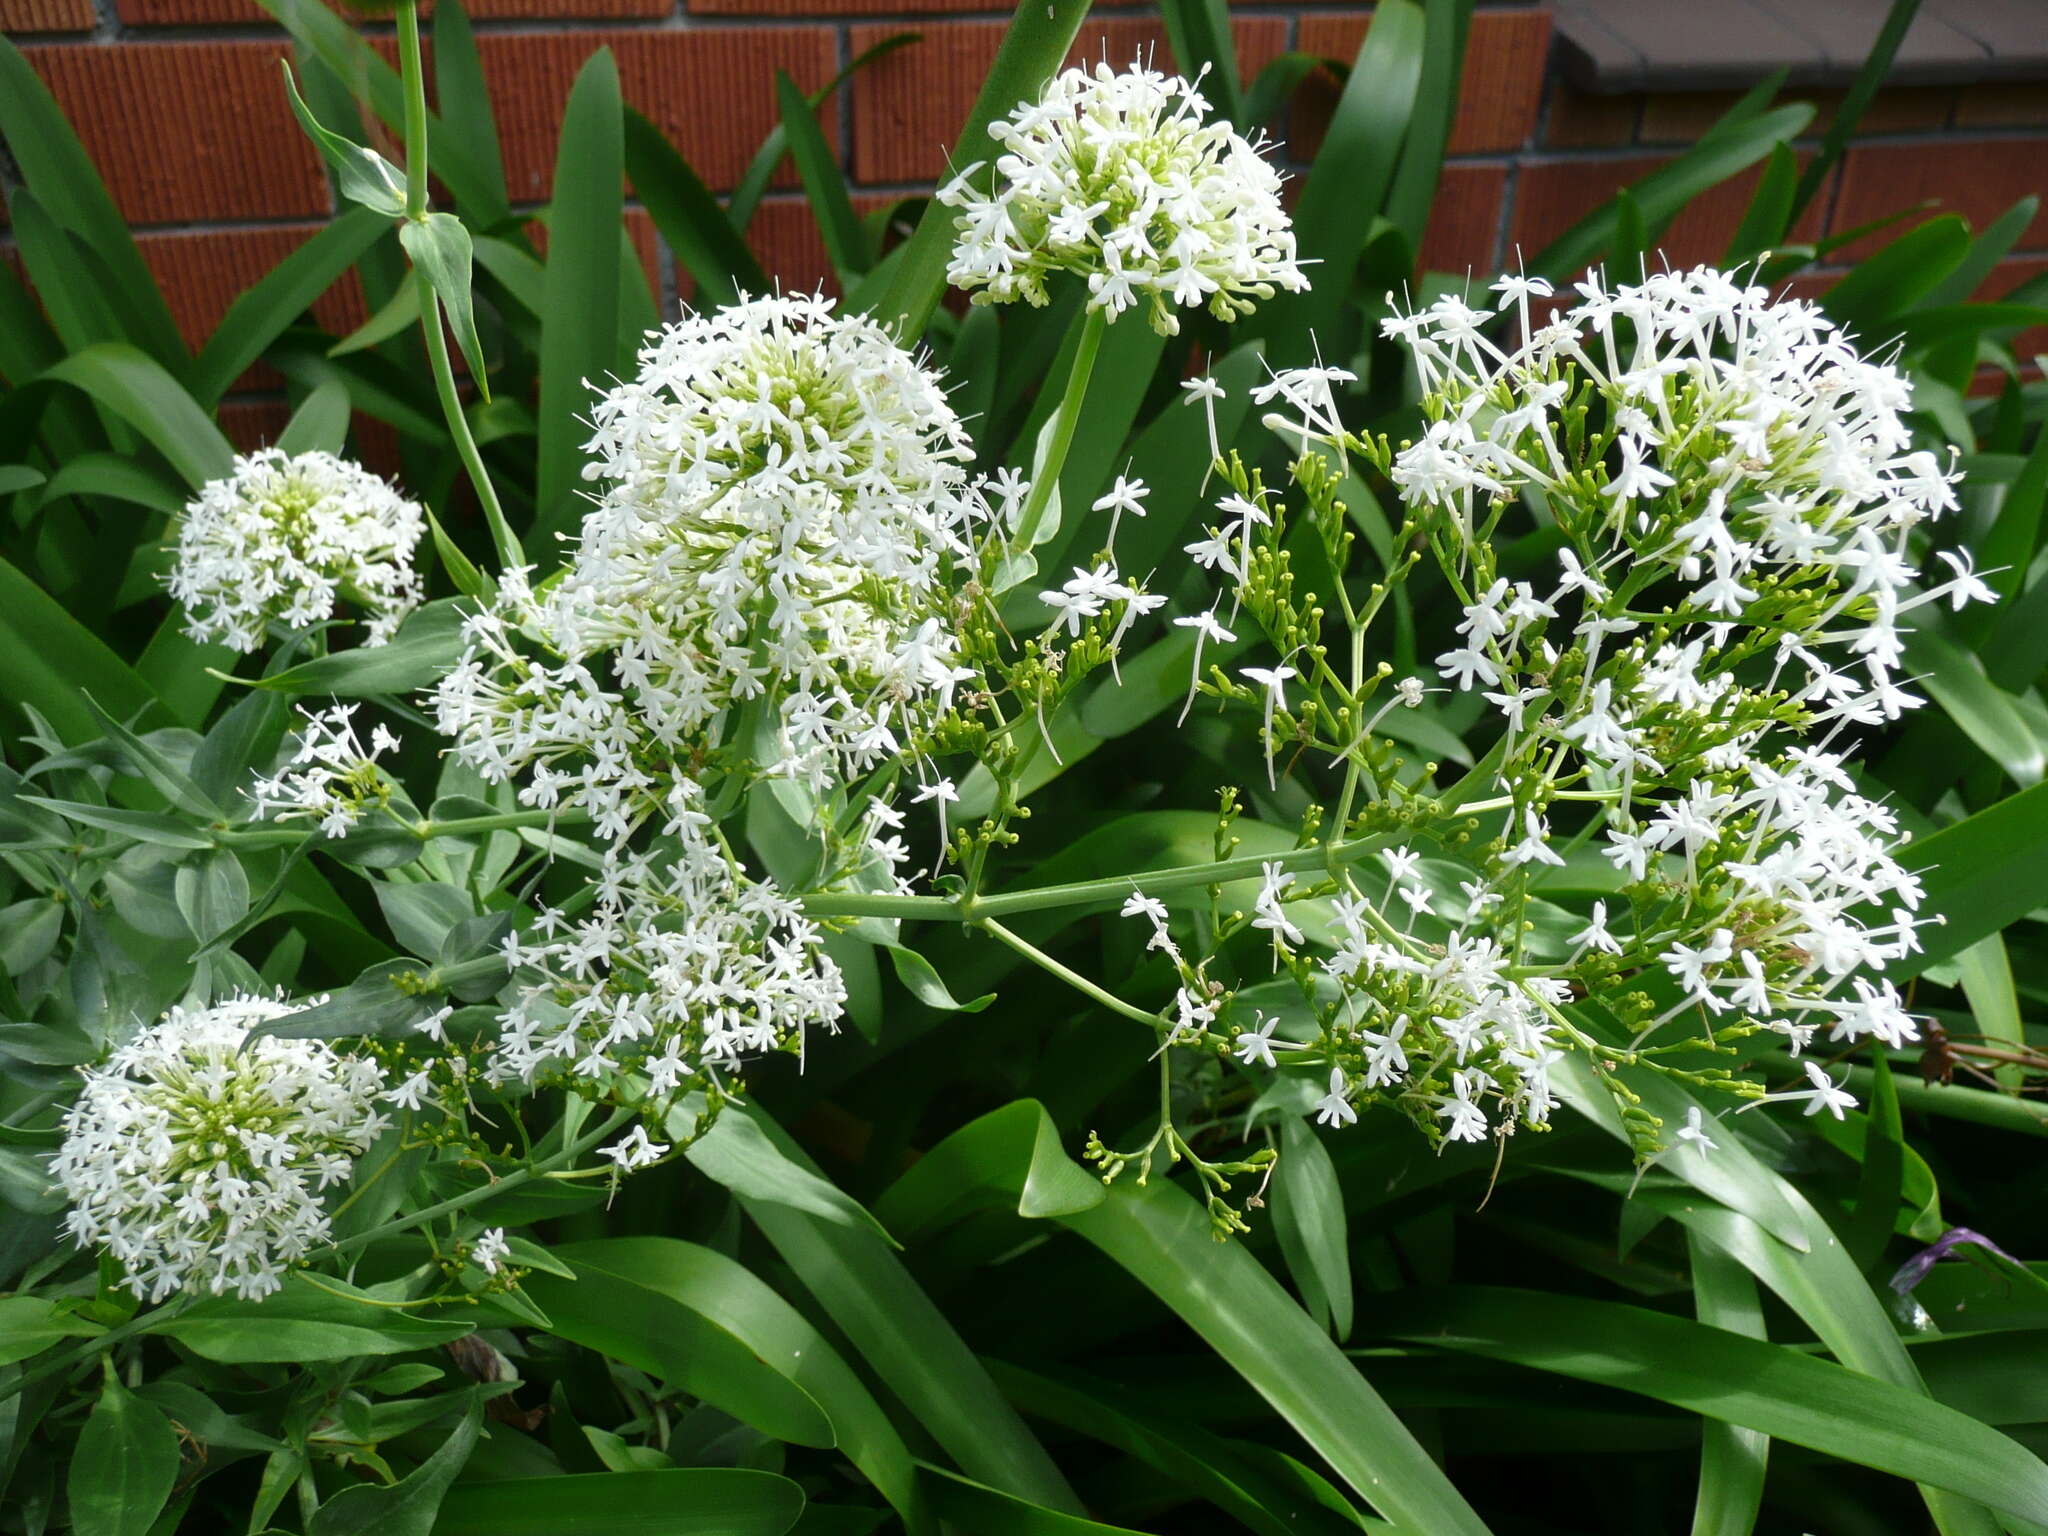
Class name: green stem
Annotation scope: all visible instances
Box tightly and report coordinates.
[1009,308,1108,554]
[800,833,1392,924]
[326,1105,635,1258]
[219,807,588,849]
[394,0,518,572]
[979,916,1162,1029]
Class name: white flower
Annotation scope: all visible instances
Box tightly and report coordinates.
[1313,1068,1357,1128]
[942,60,1307,335]
[53,996,388,1302]
[169,449,423,652]
[247,704,403,838]
[437,293,989,814]
[472,1227,511,1275]
[1234,1013,1280,1069]
[1672,1106,1717,1153]
[601,1125,671,1172]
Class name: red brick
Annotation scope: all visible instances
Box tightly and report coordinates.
[693,0,1000,14]
[478,29,836,200]
[847,17,1288,186]
[1953,83,2048,129]
[0,0,93,31]
[1420,162,1506,278]
[24,42,331,225]
[1830,138,2048,261]
[1296,9,1550,157]
[216,400,293,453]
[136,225,366,353]
[1639,85,1954,143]
[1510,154,1829,274]
[1545,84,1640,149]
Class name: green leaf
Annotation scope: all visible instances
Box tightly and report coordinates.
[309,1398,479,1536]
[776,72,870,279]
[1532,104,1813,280]
[921,1465,1151,1536]
[278,379,354,457]
[250,597,467,697]
[279,61,407,219]
[1886,778,2048,976]
[433,1470,806,1536]
[887,944,995,1013]
[879,1101,1492,1535]
[536,49,623,542]
[1821,215,1970,337]
[431,0,511,227]
[0,1295,100,1368]
[150,1274,475,1362]
[0,553,158,742]
[0,37,187,372]
[68,1371,182,1536]
[175,849,252,944]
[730,34,919,230]
[1722,139,1799,264]
[40,452,184,516]
[1789,0,1921,222]
[685,1109,899,1248]
[1379,1285,2048,1525]
[521,1256,833,1450]
[1381,0,1470,253]
[549,1239,927,1531]
[725,1110,1081,1514]
[1687,1233,1768,1536]
[192,208,390,406]
[46,342,235,492]
[1955,935,2027,1094]
[1901,626,2043,784]
[1256,0,1424,357]
[869,0,1090,340]
[1922,194,2040,312]
[17,798,213,850]
[1273,1117,1353,1340]
[1159,0,1243,126]
[400,214,490,403]
[329,281,422,360]
[622,111,765,311]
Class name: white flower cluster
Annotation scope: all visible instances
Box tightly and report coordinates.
[52,996,388,1301]
[491,790,846,1115]
[248,704,404,837]
[1195,264,1979,1140]
[169,449,423,653]
[436,294,993,815]
[940,60,1307,335]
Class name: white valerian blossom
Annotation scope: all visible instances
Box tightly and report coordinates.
[492,794,847,1122]
[471,1227,511,1275]
[436,292,994,817]
[939,59,1307,335]
[169,449,423,653]
[52,996,388,1302]
[1163,263,1973,1151]
[247,704,404,837]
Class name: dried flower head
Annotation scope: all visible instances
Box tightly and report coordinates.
[169,449,424,653]
[53,996,388,1301]
[940,60,1307,335]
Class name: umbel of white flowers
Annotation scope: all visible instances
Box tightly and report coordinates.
[1161,264,1976,1147]
[169,448,425,653]
[940,59,1308,335]
[52,997,388,1302]
[435,292,1000,819]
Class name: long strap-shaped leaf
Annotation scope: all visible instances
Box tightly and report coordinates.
[876,1100,1496,1536]
[702,1108,1084,1516]
[867,0,1091,342]
[1374,1285,2048,1526]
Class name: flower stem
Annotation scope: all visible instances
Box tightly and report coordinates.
[978,916,1162,1028]
[394,0,519,573]
[1009,307,1108,554]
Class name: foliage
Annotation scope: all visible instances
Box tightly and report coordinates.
[2,0,2048,1533]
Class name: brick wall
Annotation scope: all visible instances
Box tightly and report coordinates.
[6,0,2046,447]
